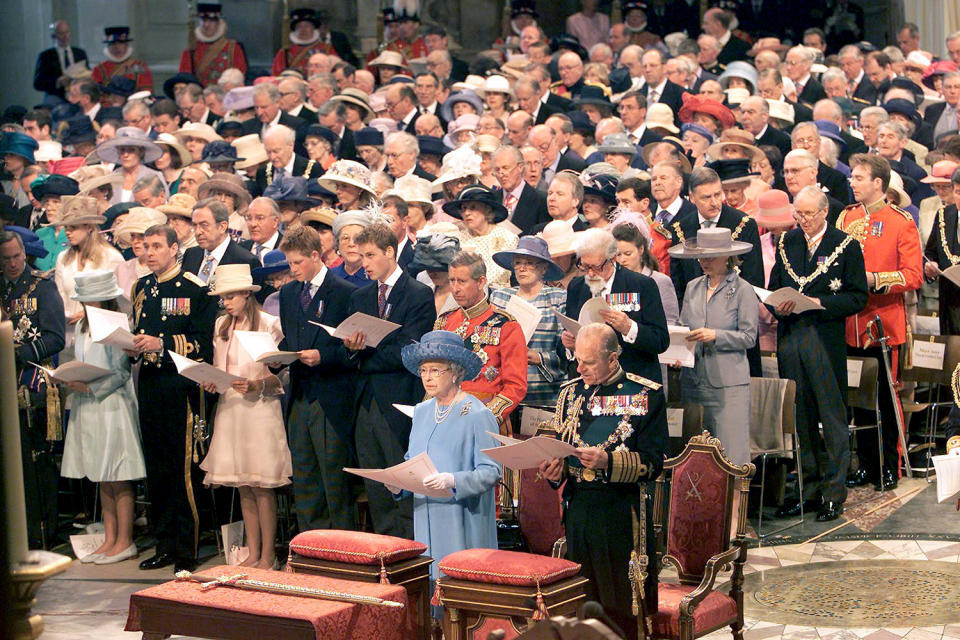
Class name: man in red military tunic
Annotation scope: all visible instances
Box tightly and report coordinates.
[179,2,247,86]
[271,9,334,77]
[91,26,153,93]
[366,3,428,65]
[837,154,923,492]
[435,250,527,433]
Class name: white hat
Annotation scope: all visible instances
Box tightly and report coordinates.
[318,160,378,197]
[644,103,679,135]
[431,145,482,189]
[384,174,434,206]
[476,74,514,100]
[174,122,223,145]
[35,140,63,163]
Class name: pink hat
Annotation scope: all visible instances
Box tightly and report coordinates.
[756,189,795,228]
[920,160,959,185]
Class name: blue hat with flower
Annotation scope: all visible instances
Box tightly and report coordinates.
[401,330,483,381]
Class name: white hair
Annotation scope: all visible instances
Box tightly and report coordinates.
[385,131,419,155]
[575,228,618,260]
[217,68,245,87]
[264,124,295,146]
[788,45,816,64]
[784,148,818,170]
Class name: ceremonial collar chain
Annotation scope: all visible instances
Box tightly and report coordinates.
[938,206,960,266]
[777,231,853,292]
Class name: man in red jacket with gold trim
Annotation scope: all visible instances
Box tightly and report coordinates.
[179,2,247,86]
[837,154,923,492]
[435,250,527,434]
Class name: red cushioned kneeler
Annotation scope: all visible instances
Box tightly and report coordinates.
[286,530,433,640]
[434,549,588,640]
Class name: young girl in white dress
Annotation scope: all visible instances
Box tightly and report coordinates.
[200,264,292,569]
[60,270,146,565]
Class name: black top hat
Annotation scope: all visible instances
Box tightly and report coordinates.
[197,2,222,18]
[61,115,97,145]
[103,26,132,43]
[622,0,649,13]
[355,127,385,147]
[163,73,203,100]
[382,7,399,24]
[417,135,450,157]
[511,0,538,18]
[290,8,320,29]
[31,174,79,201]
[441,184,509,223]
[707,158,757,184]
[103,76,136,98]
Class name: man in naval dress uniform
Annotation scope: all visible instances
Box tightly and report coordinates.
[129,224,217,573]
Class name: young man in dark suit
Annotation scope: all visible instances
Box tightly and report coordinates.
[560,228,669,383]
[769,186,867,522]
[181,199,260,282]
[340,223,436,538]
[277,226,360,531]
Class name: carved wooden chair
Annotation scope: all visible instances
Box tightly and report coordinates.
[644,431,755,640]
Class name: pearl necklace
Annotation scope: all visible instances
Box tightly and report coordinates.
[435,395,458,423]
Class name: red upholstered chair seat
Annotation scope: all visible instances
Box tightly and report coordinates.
[289,529,427,566]
[438,549,580,586]
[652,584,739,637]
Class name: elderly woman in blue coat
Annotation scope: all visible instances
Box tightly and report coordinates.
[670,227,758,465]
[390,330,501,613]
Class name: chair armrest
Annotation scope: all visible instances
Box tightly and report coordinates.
[678,546,741,615]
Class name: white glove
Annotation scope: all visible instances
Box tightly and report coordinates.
[423,472,456,490]
[949,447,960,457]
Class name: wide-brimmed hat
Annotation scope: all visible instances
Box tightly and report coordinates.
[886,171,912,208]
[263,175,310,204]
[747,37,788,57]
[208,263,260,296]
[408,233,461,272]
[474,134,500,154]
[174,122,222,146]
[766,99,795,127]
[493,235,565,281]
[330,88,374,120]
[232,134,268,169]
[72,269,124,302]
[572,84,613,110]
[252,250,290,278]
[369,115,398,134]
[755,189,794,228]
[96,126,163,164]
[162,72,202,100]
[581,172,619,205]
[304,125,338,149]
[596,132,637,156]
[202,139,245,164]
[706,128,756,159]
[440,91,484,124]
[645,103,680,135]
[539,219,581,257]
[318,159,378,196]
[4,224,48,259]
[443,113,480,148]
[565,110,595,135]
[157,192,198,219]
[368,50,410,71]
[678,93,736,130]
[668,227,752,258]
[477,74,514,100]
[0,132,39,164]
[882,99,922,130]
[719,61,758,94]
[332,209,373,237]
[223,86,255,112]
[301,207,338,229]
[306,181,337,207]
[921,160,959,184]
[401,330,483,381]
[385,174,434,207]
[113,206,167,245]
[102,202,137,229]
[810,119,847,152]
[31,174,79,201]
[198,172,252,211]
[707,158,757,185]
[724,87,750,107]
[60,116,98,146]
[35,140,62,163]
[70,164,121,195]
[922,60,958,90]
[56,195,106,226]
[154,132,193,167]
[432,145,483,189]
[904,51,931,71]
[451,75,486,94]
[442,184,508,223]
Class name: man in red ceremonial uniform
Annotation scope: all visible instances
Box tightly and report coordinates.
[436,250,527,433]
[366,3,428,65]
[91,26,153,93]
[837,154,923,492]
[179,2,247,86]
[271,9,334,76]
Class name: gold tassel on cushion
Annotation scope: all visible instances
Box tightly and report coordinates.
[430,581,442,606]
[44,372,62,441]
[532,579,549,620]
[379,557,389,584]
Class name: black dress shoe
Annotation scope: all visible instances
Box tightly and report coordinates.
[774,497,821,518]
[846,468,869,487]
[816,501,845,521]
[874,469,898,492]
[174,558,198,573]
[139,553,175,570]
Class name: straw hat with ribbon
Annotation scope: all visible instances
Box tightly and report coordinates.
[113,207,168,246]
[71,164,124,195]
[207,263,261,296]
[155,132,193,167]
[55,195,107,226]
[198,172,252,213]
[667,227,752,259]
[174,122,223,146]
[301,207,338,229]
[157,192,198,219]
[330,88,374,121]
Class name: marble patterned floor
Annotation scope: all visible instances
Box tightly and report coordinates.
[33,479,960,639]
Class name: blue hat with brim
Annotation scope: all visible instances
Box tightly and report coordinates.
[263,175,310,203]
[202,140,245,163]
[401,330,483,381]
[493,235,565,282]
[5,225,39,246]
[355,127,384,147]
[417,135,449,157]
[440,91,484,125]
[24,239,49,259]
[252,250,290,278]
[0,132,39,164]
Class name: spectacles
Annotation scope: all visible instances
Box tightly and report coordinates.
[419,367,450,379]
[793,209,823,221]
[576,258,611,274]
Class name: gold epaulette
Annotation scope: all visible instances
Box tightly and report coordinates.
[890,203,914,222]
[434,309,456,330]
[490,308,516,323]
[182,271,206,287]
[560,376,582,388]
[626,372,661,390]
[835,203,860,229]
[30,269,53,279]
[852,96,871,105]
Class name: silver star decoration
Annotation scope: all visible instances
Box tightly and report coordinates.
[829,278,842,291]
